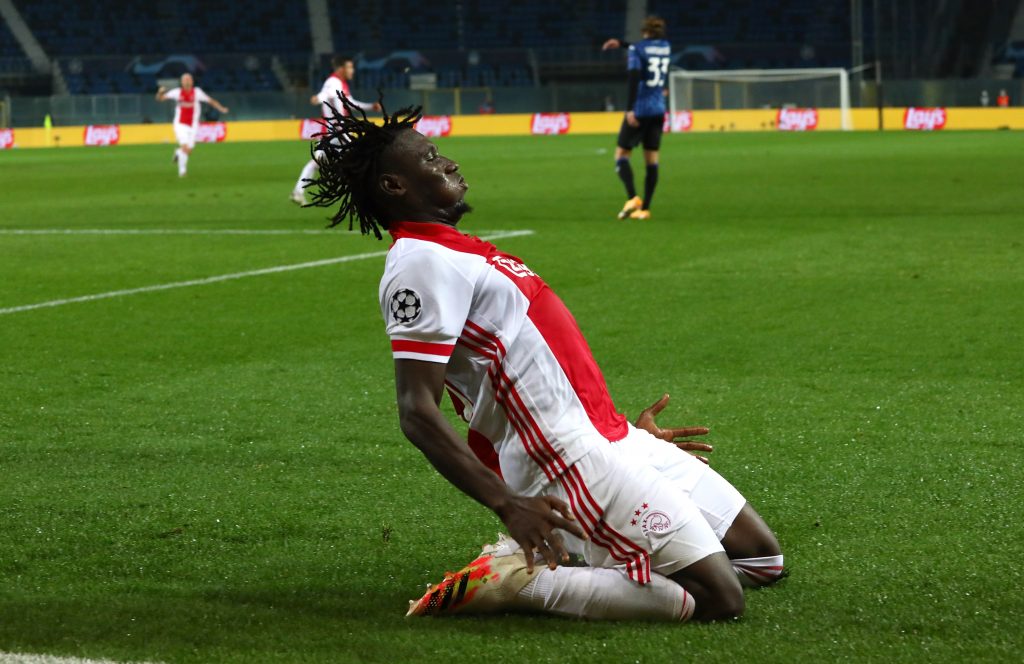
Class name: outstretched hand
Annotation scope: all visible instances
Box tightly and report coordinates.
[635,393,713,464]
[497,495,587,573]
[602,38,622,51]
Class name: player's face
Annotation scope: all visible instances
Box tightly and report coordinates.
[381,130,469,224]
[180,74,194,89]
[340,62,355,80]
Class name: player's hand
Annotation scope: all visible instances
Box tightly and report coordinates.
[635,393,713,464]
[626,110,640,127]
[496,495,587,573]
[602,38,622,51]
[157,86,166,94]
[372,102,383,112]
[221,107,230,115]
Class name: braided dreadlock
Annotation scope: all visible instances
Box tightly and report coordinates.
[306,92,423,239]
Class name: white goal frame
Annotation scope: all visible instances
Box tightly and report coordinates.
[669,68,852,130]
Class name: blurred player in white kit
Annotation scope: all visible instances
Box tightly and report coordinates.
[290,55,381,205]
[156,73,229,177]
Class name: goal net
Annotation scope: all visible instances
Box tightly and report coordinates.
[669,68,852,130]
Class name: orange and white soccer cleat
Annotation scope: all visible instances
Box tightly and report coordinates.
[629,209,651,220]
[405,538,534,617]
[617,196,643,220]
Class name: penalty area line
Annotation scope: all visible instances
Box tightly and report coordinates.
[0,228,346,236]
[0,229,534,316]
[0,228,518,236]
[0,652,163,664]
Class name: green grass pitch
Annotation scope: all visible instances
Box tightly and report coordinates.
[1,130,1022,663]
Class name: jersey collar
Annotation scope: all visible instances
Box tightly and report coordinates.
[388,221,497,256]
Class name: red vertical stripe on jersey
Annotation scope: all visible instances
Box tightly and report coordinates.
[462,320,651,583]
[524,290,628,441]
[445,383,504,479]
[467,428,502,478]
[326,74,353,117]
[178,88,195,125]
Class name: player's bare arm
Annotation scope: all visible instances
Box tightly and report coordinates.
[635,393,713,463]
[155,86,168,101]
[207,96,229,114]
[394,358,586,571]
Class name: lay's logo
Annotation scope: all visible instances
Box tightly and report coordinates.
[776,108,819,131]
[83,125,120,146]
[196,122,227,143]
[531,113,571,135]
[663,111,693,133]
[415,115,452,138]
[903,107,947,131]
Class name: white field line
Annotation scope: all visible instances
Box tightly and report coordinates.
[0,652,162,664]
[0,228,345,236]
[0,228,513,236]
[0,229,534,316]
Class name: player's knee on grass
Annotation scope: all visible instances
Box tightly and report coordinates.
[721,504,785,587]
[669,551,745,621]
[721,504,782,560]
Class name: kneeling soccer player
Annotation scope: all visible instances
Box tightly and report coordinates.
[406,395,784,619]
[307,96,783,622]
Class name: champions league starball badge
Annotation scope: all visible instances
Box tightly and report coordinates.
[390,288,422,325]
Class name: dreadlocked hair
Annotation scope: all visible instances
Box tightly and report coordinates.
[305,92,423,239]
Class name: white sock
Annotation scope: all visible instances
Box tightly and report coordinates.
[732,555,785,587]
[178,150,189,176]
[517,566,694,621]
[295,159,318,192]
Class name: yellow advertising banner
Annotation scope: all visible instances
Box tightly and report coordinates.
[3,107,1023,150]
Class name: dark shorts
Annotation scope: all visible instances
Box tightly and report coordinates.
[617,115,664,151]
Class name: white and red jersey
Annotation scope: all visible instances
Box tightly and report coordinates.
[379,222,629,496]
[163,87,212,127]
[317,74,375,118]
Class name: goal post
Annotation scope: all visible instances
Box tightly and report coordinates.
[669,68,852,130]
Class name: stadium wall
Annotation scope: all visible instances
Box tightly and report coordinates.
[4,108,1023,149]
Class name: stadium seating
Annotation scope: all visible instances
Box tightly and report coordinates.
[13,0,307,93]
[459,0,625,49]
[648,0,851,69]
[14,1,310,55]
[1,19,24,56]
[15,0,1015,97]
[330,1,458,52]
[60,55,280,95]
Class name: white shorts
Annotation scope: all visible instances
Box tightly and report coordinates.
[545,440,724,584]
[613,425,747,540]
[174,123,196,148]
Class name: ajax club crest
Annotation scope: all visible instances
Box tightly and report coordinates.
[631,502,672,536]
